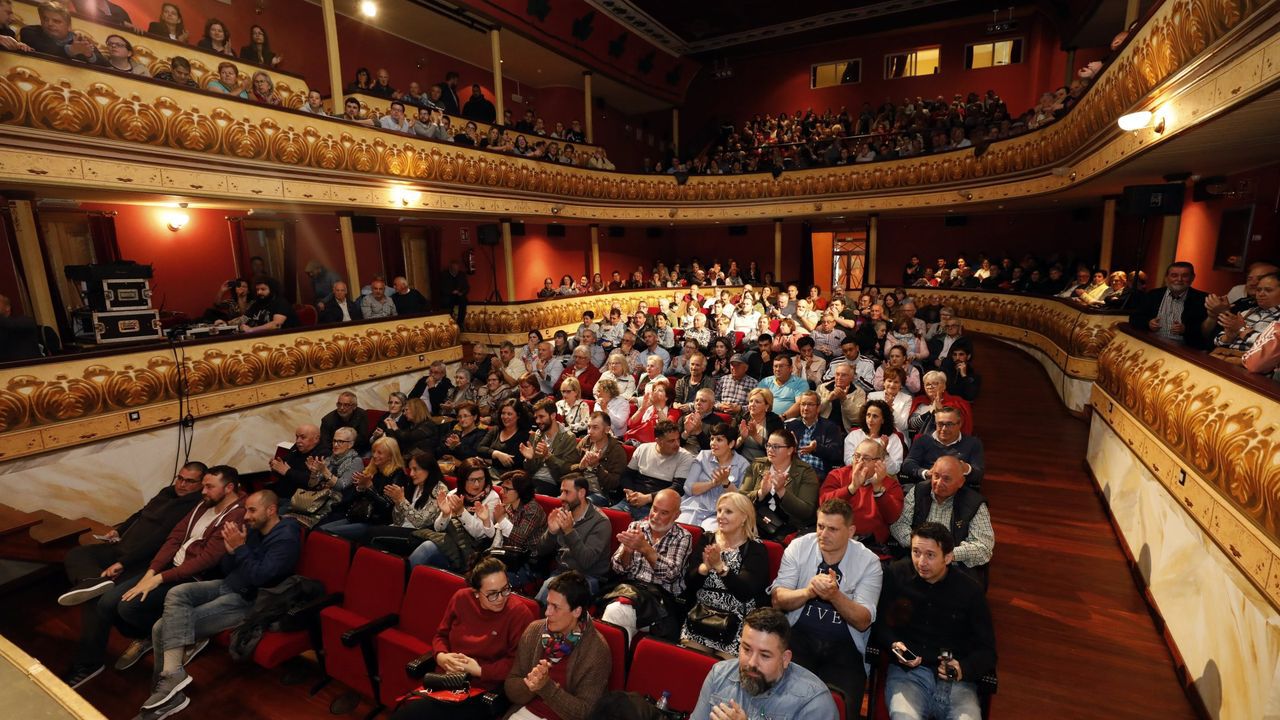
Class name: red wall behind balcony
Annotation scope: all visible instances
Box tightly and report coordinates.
[1174,165,1280,294]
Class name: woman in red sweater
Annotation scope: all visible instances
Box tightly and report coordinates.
[818,436,904,551]
[390,557,537,720]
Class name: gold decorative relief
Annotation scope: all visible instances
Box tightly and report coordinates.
[1098,334,1280,540]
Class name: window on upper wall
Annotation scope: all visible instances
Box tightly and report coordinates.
[811,59,862,89]
[885,46,941,79]
[966,38,1024,69]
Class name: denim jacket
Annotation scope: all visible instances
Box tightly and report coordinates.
[691,658,838,720]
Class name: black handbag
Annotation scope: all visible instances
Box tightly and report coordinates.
[754,502,789,540]
[686,603,739,644]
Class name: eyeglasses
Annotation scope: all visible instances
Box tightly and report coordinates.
[765,444,789,451]
[935,421,960,428]
[175,475,203,485]
[106,40,129,49]
[482,585,513,602]
[851,453,879,463]
[332,438,354,445]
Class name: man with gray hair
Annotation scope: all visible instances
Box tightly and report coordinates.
[408,360,453,413]
[319,391,370,454]
[900,299,927,337]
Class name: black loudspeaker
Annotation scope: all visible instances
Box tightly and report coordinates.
[728,225,748,236]
[1071,207,1091,222]
[944,215,968,227]
[477,223,500,246]
[351,215,378,233]
[547,224,566,237]
[608,226,625,237]
[510,222,526,236]
[1122,184,1184,215]
[646,227,663,238]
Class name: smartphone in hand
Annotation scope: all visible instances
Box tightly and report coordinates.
[893,646,919,664]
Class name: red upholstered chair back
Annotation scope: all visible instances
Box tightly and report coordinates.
[764,540,784,584]
[602,507,633,553]
[294,303,318,327]
[534,494,561,516]
[679,523,702,548]
[365,409,388,437]
[297,531,352,594]
[399,565,467,640]
[593,619,629,691]
[625,637,718,713]
[345,547,406,619]
[510,593,541,618]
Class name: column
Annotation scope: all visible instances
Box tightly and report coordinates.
[490,29,505,123]
[1063,48,1076,86]
[1124,0,1140,27]
[773,220,782,282]
[1099,198,1116,270]
[9,199,58,331]
[501,219,515,302]
[589,224,600,275]
[321,0,345,109]
[867,215,879,286]
[672,108,680,158]
[582,71,594,144]
[337,214,360,288]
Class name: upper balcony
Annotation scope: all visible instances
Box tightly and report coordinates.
[0,0,1277,222]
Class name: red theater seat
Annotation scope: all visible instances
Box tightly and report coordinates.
[594,619,629,691]
[319,548,407,708]
[374,566,468,707]
[249,530,353,669]
[625,637,718,713]
[764,540,784,584]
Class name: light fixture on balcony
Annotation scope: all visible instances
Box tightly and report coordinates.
[390,187,420,207]
[165,211,189,232]
[1117,110,1166,133]
[360,1,378,18]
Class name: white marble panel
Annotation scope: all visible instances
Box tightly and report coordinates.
[1087,416,1280,720]
[0,363,458,525]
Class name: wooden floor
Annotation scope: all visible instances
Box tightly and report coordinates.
[0,336,1199,719]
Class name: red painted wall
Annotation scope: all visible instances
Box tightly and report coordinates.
[679,12,1079,155]
[1174,165,1280,294]
[873,208,1103,285]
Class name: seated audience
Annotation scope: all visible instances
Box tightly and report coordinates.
[478,399,531,475]
[240,24,282,67]
[240,278,296,332]
[534,476,613,598]
[891,456,994,572]
[141,491,299,717]
[299,89,327,114]
[21,2,102,63]
[531,341,569,396]
[439,368,478,416]
[391,276,429,315]
[908,371,974,439]
[784,391,844,478]
[681,493,770,658]
[733,387,783,462]
[902,406,985,489]
[265,424,323,501]
[490,470,549,584]
[1243,320,1280,378]
[504,572,611,720]
[210,61,248,97]
[318,281,362,323]
[319,391,370,454]
[769,498,882,714]
[624,381,679,444]
[380,398,438,455]
[817,362,868,433]
[556,377,591,436]
[437,401,486,462]
[568,411,629,506]
[942,343,982,401]
[868,365,912,434]
[791,336,827,387]
[926,317,970,369]
[516,372,547,407]
[820,438,905,546]
[635,355,668,397]
[196,18,235,57]
[874,345,923,394]
[691,607,839,720]
[360,277,398,319]
[874,522,996,720]
[1212,270,1279,354]
[522,398,582,496]
[678,422,750,529]
[557,346,601,399]
[337,97,375,126]
[408,360,454,415]
[593,377,631,438]
[844,398,905,476]
[600,488,692,644]
[288,427,362,528]
[739,429,819,541]
[363,449,449,555]
[1129,261,1210,348]
[408,458,501,571]
[596,352,637,403]
[678,387,721,453]
[378,100,413,134]
[146,3,186,42]
[388,557,537,720]
[99,34,147,75]
[317,436,408,538]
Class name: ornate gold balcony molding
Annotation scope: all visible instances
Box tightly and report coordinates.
[0,315,459,462]
[1094,329,1280,610]
[0,0,1274,221]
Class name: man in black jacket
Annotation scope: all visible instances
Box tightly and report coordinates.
[20,1,101,62]
[461,84,496,123]
[266,425,323,501]
[58,462,207,606]
[901,407,985,491]
[140,490,301,716]
[318,281,362,324]
[440,260,470,331]
[391,276,429,315]
[1129,261,1210,349]
[319,391,371,454]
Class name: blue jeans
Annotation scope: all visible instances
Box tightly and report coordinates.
[886,663,981,720]
[610,498,649,521]
[151,580,252,659]
[534,571,600,604]
[317,519,370,540]
[408,540,449,568]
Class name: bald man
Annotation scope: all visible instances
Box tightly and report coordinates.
[601,488,692,644]
[266,424,323,502]
[890,455,994,572]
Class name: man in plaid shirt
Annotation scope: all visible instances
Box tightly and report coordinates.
[714,354,758,415]
[600,488,692,644]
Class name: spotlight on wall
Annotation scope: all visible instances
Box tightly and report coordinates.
[1117,110,1153,132]
[956,191,973,201]
[550,204,563,215]
[360,0,378,18]
[165,211,189,232]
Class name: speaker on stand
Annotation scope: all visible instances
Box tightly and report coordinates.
[477,223,503,303]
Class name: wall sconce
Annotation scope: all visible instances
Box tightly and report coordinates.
[1117,111,1165,134]
[360,0,378,18]
[550,204,563,215]
[390,187,421,207]
[164,211,189,232]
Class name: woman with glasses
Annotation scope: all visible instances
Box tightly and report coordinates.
[388,557,537,720]
[556,378,591,437]
[477,371,514,425]
[409,458,502,570]
[594,352,636,404]
[907,370,973,440]
[680,492,769,657]
[488,470,548,589]
[363,449,449,555]
[99,35,149,76]
[438,401,486,463]
[842,399,905,476]
[738,429,818,541]
[289,428,363,528]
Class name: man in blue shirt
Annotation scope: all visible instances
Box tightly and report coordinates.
[691,607,838,720]
[758,355,810,418]
[140,490,301,717]
[770,497,883,714]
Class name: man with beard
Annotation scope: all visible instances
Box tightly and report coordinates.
[239,278,296,333]
[691,607,838,720]
[521,398,582,495]
[534,474,612,600]
[60,466,245,689]
[770,497,882,713]
[141,490,301,717]
[599,488,691,644]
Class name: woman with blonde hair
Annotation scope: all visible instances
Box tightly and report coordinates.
[595,351,636,403]
[734,387,782,462]
[318,436,407,539]
[680,491,770,657]
[556,377,591,436]
[381,397,437,453]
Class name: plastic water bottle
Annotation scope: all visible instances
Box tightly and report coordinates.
[655,690,671,711]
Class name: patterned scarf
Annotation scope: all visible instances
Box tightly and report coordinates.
[538,618,585,664]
